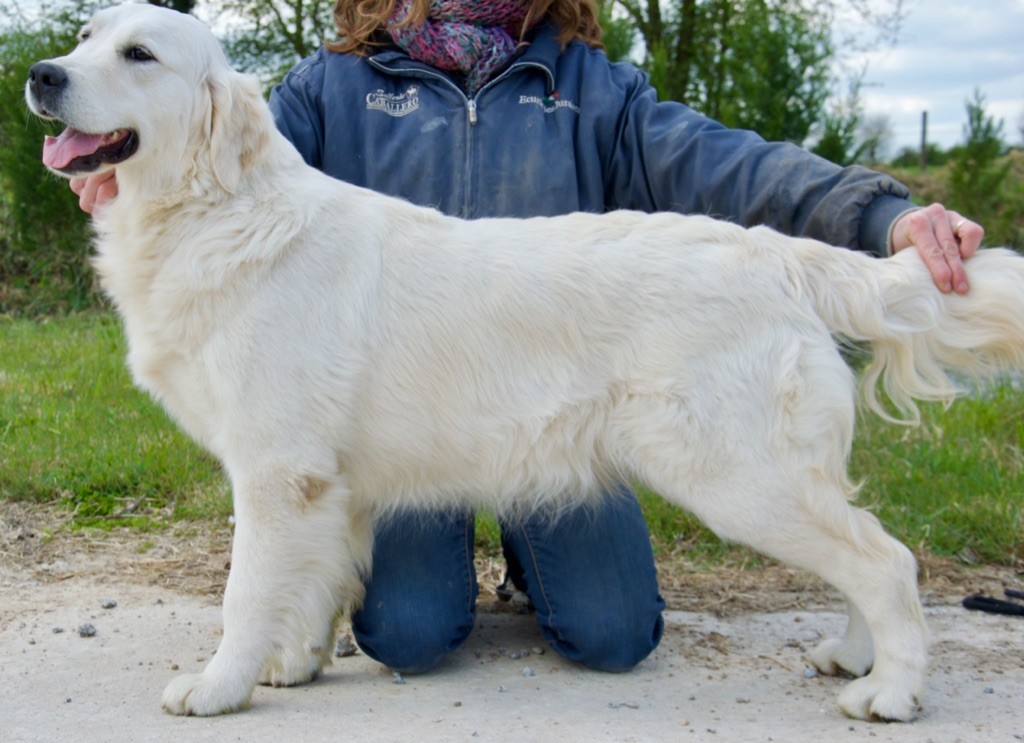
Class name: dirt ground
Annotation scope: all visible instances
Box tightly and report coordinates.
[2,500,1022,742]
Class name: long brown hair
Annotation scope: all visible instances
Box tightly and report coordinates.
[326,0,604,56]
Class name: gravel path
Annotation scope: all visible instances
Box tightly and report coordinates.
[2,502,1022,741]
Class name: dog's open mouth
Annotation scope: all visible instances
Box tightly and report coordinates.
[42,127,138,174]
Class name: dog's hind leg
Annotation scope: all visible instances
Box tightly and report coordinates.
[807,505,928,722]
[634,439,927,721]
[697,482,924,721]
[162,468,370,716]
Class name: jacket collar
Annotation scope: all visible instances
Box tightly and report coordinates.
[368,22,560,96]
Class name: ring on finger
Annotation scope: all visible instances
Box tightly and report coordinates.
[954,218,966,234]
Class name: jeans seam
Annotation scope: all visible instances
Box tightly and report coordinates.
[516,523,558,637]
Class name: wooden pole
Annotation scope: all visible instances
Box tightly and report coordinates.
[919,111,928,169]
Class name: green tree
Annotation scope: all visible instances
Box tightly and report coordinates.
[0,0,103,313]
[947,90,1008,220]
[596,0,637,63]
[612,0,832,142]
[810,79,890,166]
[947,89,1021,249]
[811,78,865,165]
[702,0,833,143]
[208,0,335,86]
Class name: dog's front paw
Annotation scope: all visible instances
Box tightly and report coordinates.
[810,637,872,677]
[162,672,252,716]
[259,643,329,687]
[837,674,921,722]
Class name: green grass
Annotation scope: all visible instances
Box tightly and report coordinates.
[848,383,1024,566]
[1,314,1021,566]
[0,313,229,528]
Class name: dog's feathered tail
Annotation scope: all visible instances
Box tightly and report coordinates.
[792,238,1024,423]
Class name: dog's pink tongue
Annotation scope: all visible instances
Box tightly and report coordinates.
[42,127,106,169]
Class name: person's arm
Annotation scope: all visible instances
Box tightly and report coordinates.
[602,64,981,292]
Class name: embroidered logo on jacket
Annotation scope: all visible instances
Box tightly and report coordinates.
[366,86,420,117]
[518,91,580,115]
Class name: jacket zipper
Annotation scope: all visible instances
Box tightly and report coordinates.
[470,61,557,125]
[368,57,555,127]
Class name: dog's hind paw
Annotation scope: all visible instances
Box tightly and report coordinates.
[810,637,872,678]
[162,672,252,716]
[837,675,921,722]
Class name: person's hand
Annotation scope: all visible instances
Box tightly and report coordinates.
[69,170,119,214]
[889,203,983,295]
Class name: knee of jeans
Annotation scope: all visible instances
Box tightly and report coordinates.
[550,612,664,673]
[362,641,447,675]
[352,616,472,674]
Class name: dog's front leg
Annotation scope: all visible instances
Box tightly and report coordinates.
[162,469,370,716]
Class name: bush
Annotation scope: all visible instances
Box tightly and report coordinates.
[889,144,950,170]
[945,90,1023,249]
[0,0,105,314]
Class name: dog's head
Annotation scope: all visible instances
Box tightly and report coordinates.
[25,3,269,194]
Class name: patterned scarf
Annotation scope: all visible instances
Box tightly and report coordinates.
[387,0,533,93]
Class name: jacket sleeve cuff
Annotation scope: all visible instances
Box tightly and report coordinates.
[859,194,920,257]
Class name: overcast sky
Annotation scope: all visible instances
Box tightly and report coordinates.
[845,0,1024,154]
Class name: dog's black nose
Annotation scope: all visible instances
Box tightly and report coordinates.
[28,62,68,101]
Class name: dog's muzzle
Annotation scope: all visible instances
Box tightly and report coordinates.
[27,61,68,118]
[26,61,139,175]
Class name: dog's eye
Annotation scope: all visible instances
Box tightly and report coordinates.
[77,29,91,42]
[124,46,156,63]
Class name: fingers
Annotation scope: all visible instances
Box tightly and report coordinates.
[892,203,983,295]
[68,170,119,214]
[953,214,984,261]
[929,207,968,294]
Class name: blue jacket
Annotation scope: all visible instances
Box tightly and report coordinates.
[270,24,915,255]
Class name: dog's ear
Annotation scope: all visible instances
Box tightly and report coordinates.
[205,70,270,193]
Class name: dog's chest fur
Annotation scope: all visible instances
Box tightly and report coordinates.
[91,202,258,451]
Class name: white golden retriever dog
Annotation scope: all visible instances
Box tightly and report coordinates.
[26,3,1024,722]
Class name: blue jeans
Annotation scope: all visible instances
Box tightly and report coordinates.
[351,490,665,673]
